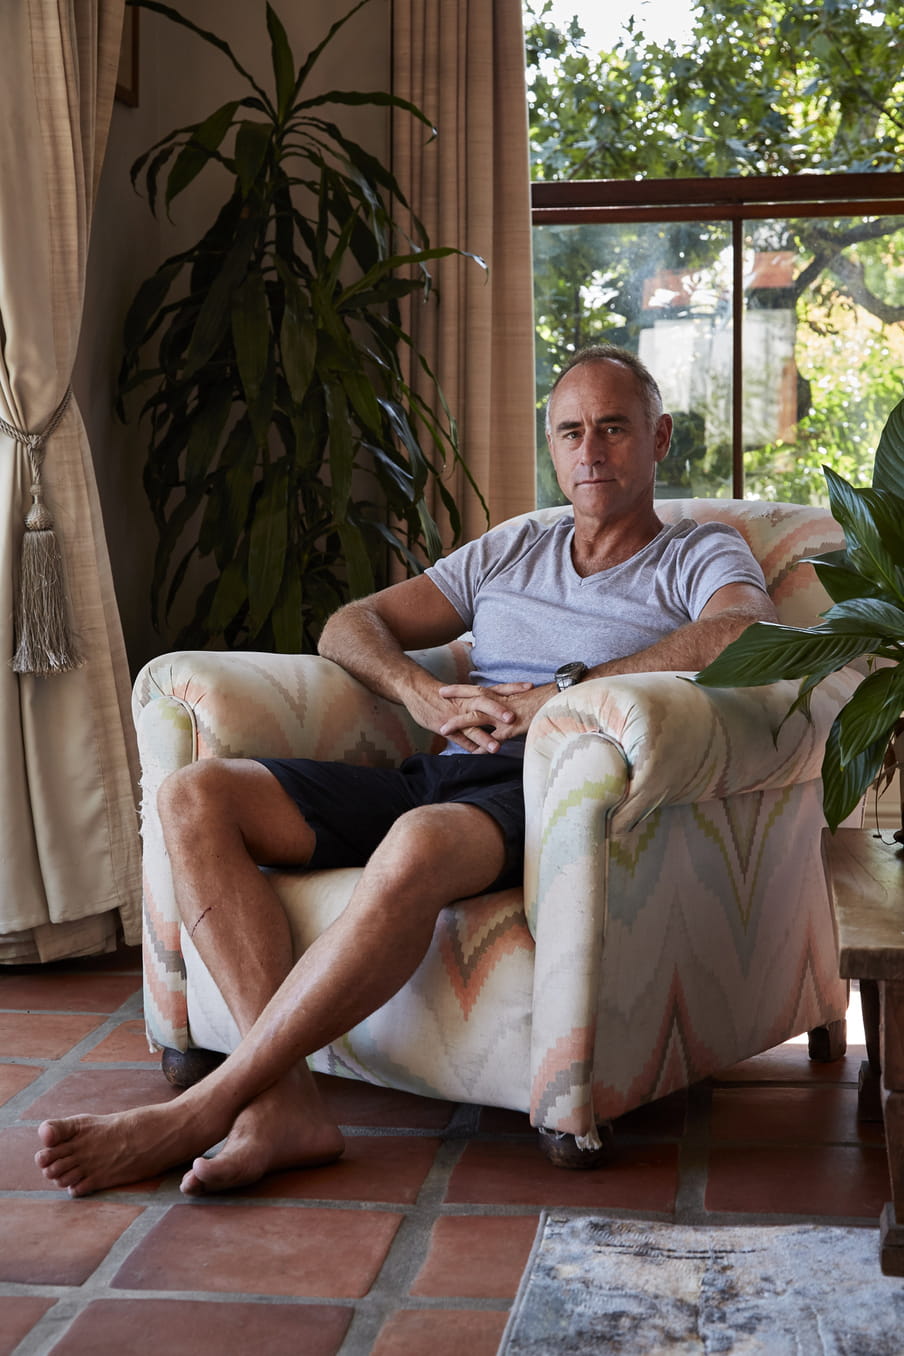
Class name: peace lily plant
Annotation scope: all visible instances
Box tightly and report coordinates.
[695,397,904,832]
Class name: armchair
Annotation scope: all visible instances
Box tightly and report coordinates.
[133,499,862,1156]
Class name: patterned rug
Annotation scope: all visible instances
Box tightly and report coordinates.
[499,1214,904,1354]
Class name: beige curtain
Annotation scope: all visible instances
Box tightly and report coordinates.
[0,0,141,962]
[392,0,536,540]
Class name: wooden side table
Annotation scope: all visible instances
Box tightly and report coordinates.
[822,827,904,1276]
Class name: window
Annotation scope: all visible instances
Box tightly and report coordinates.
[526,2,904,504]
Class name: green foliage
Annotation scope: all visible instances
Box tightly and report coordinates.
[695,397,904,828]
[119,0,486,653]
[524,0,904,181]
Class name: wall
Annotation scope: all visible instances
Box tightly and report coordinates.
[75,0,391,672]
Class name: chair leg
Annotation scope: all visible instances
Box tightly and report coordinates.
[807,1018,847,1063]
[537,1122,614,1170]
[160,1045,225,1089]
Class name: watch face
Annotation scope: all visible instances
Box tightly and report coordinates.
[556,661,586,689]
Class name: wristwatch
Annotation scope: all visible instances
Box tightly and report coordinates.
[555,661,587,691]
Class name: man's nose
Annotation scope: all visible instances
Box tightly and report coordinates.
[579,425,605,461]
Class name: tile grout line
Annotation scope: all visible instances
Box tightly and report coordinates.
[337,1104,501,1355]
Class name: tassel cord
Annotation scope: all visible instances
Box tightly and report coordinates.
[2,387,81,676]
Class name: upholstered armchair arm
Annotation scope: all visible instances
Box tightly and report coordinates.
[522,666,862,1147]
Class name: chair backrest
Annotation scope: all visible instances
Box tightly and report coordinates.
[514,498,844,629]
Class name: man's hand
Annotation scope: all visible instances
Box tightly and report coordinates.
[436,681,552,753]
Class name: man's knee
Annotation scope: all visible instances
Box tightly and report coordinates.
[157,759,236,839]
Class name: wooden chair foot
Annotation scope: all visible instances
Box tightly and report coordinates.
[807,1018,847,1063]
[160,1045,225,1089]
[537,1122,614,1170]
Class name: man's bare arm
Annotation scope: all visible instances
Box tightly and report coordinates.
[317,574,530,752]
[438,582,777,745]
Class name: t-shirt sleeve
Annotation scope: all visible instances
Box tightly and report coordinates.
[676,522,769,618]
[424,533,486,627]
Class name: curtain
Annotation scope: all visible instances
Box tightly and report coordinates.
[392,0,536,541]
[0,0,141,962]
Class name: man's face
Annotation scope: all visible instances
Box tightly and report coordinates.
[546,360,672,521]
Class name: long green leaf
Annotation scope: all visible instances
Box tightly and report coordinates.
[207,556,248,635]
[824,466,904,601]
[234,120,273,198]
[248,462,289,634]
[835,663,904,765]
[325,381,354,517]
[821,722,889,832]
[165,102,239,208]
[807,549,887,605]
[695,621,875,687]
[337,521,374,598]
[270,563,304,652]
[183,215,258,378]
[185,383,233,484]
[231,271,270,407]
[818,597,904,641]
[131,1,274,112]
[293,0,372,94]
[266,4,296,122]
[873,395,904,499]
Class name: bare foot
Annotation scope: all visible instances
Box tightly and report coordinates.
[180,1075,343,1194]
[35,1097,224,1198]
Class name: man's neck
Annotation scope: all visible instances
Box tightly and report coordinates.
[570,509,664,578]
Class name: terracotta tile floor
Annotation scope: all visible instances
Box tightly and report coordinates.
[0,950,888,1356]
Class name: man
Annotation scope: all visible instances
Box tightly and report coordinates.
[35,344,776,1196]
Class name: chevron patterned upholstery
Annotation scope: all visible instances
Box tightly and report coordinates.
[133,499,861,1145]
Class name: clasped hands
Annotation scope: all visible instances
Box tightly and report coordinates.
[431,681,554,754]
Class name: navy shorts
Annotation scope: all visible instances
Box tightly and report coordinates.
[256,752,525,890]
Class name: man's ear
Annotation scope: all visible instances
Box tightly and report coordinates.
[654,413,673,463]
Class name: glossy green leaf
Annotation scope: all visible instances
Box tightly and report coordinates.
[695,621,874,688]
[817,598,904,641]
[823,466,904,601]
[821,721,889,832]
[807,549,887,606]
[835,664,904,766]
[873,396,904,499]
[248,462,289,635]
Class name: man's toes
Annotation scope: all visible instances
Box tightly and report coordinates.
[37,1117,76,1149]
[35,1148,75,1178]
[51,1165,86,1192]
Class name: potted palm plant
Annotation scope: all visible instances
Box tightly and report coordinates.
[118,0,486,653]
[695,397,904,832]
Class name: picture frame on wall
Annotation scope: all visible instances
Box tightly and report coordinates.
[115,9,139,107]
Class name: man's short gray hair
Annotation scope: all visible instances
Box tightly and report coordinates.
[545,344,665,436]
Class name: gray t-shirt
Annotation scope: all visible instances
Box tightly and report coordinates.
[425,513,767,696]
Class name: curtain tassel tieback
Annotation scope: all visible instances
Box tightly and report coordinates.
[2,387,81,677]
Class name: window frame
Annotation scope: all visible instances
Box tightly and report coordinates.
[532,172,904,496]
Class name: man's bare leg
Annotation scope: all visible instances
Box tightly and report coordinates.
[158,759,346,1190]
[35,794,506,1196]
[36,758,342,1196]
